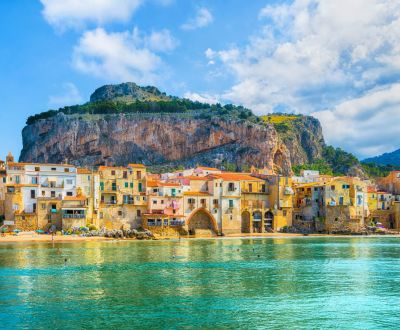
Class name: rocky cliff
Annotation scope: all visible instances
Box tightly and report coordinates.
[19,83,325,174]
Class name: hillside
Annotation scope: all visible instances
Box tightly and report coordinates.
[20,82,329,174]
[363,148,400,166]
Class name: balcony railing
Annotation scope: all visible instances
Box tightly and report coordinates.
[62,214,86,219]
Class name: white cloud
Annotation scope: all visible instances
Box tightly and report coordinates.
[208,0,400,156]
[48,83,82,107]
[145,29,179,52]
[40,0,143,30]
[313,84,400,158]
[72,27,171,84]
[181,7,213,30]
[183,92,219,104]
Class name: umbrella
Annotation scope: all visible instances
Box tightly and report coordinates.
[36,229,45,234]
[13,229,21,233]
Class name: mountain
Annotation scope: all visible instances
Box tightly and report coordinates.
[363,148,400,166]
[20,82,329,174]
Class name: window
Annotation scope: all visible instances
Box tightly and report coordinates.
[51,204,57,212]
[261,184,266,193]
[123,195,129,204]
[153,188,158,193]
[51,191,55,198]
[64,168,70,173]
[51,168,56,171]
[339,196,344,205]
[137,171,142,180]
[100,182,104,191]
[111,170,116,176]
[229,200,234,208]
[188,198,195,204]
[130,182,134,189]
[138,182,143,192]
[124,182,129,188]
[42,191,45,196]
[137,210,141,217]
[228,183,235,191]
[283,210,287,216]
[248,184,253,192]
[41,203,46,210]
[153,200,157,204]
[123,171,127,179]
[213,199,218,205]
[32,177,38,184]
[200,199,206,205]
[35,167,40,172]
[30,190,36,199]
[112,182,117,191]
[66,192,73,196]
[118,211,123,216]
[15,176,20,184]
[33,203,37,213]
[66,179,73,185]
[331,185,335,191]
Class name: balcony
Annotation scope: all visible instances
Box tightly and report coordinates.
[170,220,185,226]
[63,214,86,219]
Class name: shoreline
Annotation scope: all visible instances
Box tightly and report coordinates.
[1,232,400,243]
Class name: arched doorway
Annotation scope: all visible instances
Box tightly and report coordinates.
[253,211,262,233]
[265,211,274,232]
[241,211,250,233]
[188,209,217,236]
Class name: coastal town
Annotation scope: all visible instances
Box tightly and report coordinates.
[1,152,399,238]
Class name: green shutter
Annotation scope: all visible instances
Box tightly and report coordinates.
[138,182,142,192]
[125,182,128,188]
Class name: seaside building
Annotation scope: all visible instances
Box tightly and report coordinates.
[142,180,185,235]
[98,164,147,230]
[3,157,78,231]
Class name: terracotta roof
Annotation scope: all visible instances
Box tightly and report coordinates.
[128,163,146,168]
[147,180,181,187]
[77,168,92,174]
[209,172,264,181]
[178,176,210,181]
[196,166,220,171]
[183,191,211,196]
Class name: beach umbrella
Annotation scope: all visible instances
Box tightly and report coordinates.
[36,229,45,234]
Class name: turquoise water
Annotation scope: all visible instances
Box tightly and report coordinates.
[1,237,400,329]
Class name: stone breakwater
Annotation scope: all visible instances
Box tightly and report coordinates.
[82,229,155,240]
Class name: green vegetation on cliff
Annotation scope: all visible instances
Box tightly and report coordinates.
[293,146,359,176]
[26,99,259,125]
[361,163,400,177]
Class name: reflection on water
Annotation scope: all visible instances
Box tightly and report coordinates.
[1,237,400,329]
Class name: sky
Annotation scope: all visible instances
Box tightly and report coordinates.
[1,0,400,161]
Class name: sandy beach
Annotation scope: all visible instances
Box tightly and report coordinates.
[1,231,399,243]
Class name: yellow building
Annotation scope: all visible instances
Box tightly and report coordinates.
[98,164,147,230]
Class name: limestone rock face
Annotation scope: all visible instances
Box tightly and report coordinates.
[19,112,324,175]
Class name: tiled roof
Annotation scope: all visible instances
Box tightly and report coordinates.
[208,172,264,181]
[197,166,220,171]
[77,168,92,174]
[183,191,211,196]
[128,163,146,168]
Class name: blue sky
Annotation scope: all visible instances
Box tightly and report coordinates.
[1,0,400,161]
